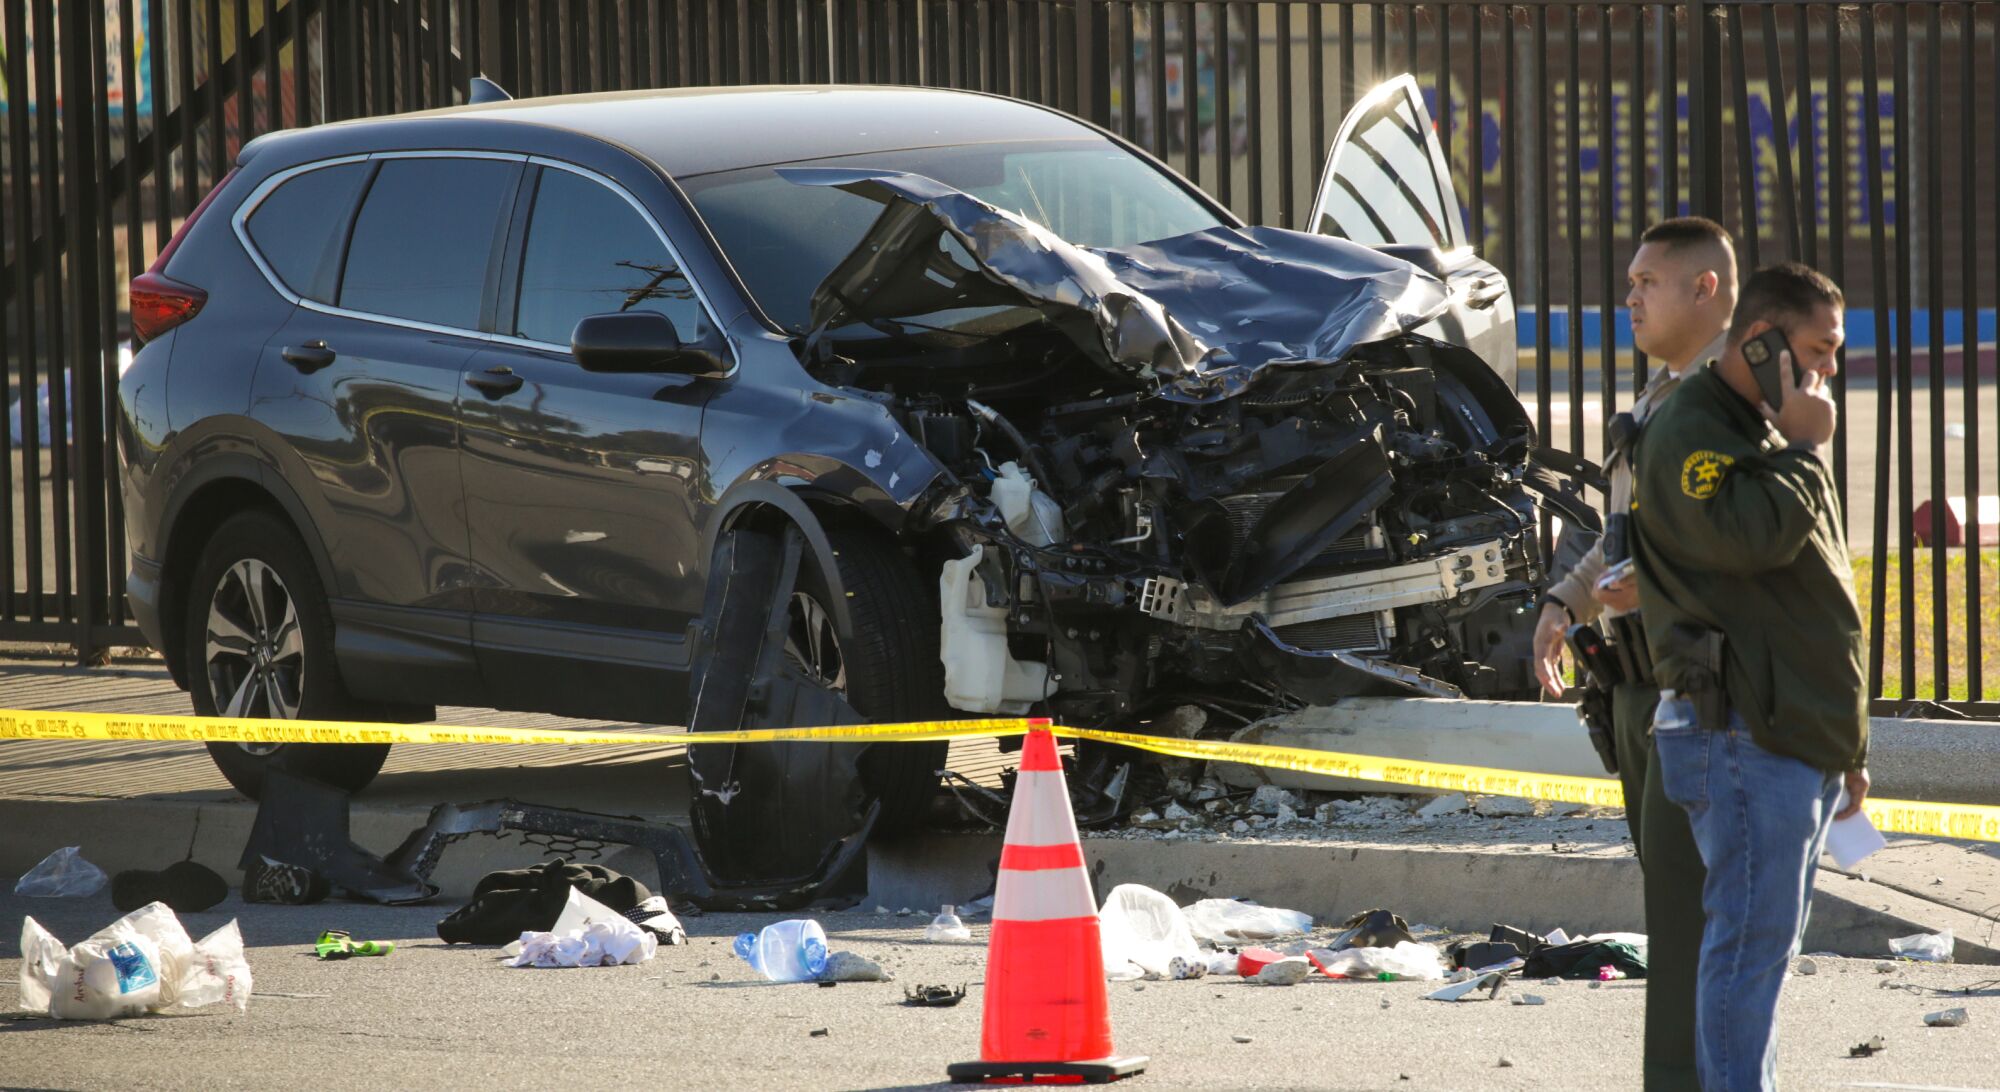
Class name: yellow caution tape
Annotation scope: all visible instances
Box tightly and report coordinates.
[4,707,1997,844]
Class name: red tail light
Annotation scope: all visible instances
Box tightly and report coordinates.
[129,272,208,342]
[129,167,237,344]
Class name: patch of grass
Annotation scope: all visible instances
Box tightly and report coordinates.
[1851,549,2000,701]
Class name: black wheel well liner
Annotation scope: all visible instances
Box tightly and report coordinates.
[156,459,335,688]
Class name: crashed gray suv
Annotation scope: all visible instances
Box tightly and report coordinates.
[121,78,1586,875]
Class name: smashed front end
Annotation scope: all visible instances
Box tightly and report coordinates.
[789,169,1575,731]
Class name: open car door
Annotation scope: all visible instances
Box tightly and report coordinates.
[1309,74,1517,388]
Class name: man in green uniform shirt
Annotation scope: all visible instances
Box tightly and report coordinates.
[1630,262,1871,1091]
[1531,216,1734,1092]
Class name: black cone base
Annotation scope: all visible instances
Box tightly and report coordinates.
[947,1055,1148,1084]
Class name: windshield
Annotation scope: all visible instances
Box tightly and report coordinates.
[680,139,1225,332]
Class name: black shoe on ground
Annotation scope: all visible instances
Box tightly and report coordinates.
[243,856,332,905]
[110,860,230,913]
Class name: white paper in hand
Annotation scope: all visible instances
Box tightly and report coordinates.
[1824,789,1886,869]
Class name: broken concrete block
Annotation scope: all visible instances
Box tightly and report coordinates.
[1473,795,1539,818]
[1254,959,1310,986]
[1247,785,1298,816]
[1164,802,1197,822]
[1796,957,1818,976]
[821,951,892,982]
[1417,793,1469,818]
[1275,803,1300,826]
[1512,994,1547,1006]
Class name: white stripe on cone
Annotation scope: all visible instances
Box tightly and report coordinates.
[1003,770,1082,847]
[993,864,1100,922]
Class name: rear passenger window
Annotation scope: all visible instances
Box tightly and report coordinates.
[512,168,711,347]
[245,162,369,302]
[339,157,518,330]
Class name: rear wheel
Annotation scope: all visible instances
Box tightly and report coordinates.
[792,525,949,834]
[184,510,391,797]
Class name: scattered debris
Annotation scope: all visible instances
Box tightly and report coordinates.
[903,984,968,1007]
[14,846,107,898]
[1512,994,1547,1006]
[1183,899,1313,945]
[18,903,252,1019]
[626,896,689,946]
[439,858,651,945]
[1166,956,1208,981]
[1424,971,1507,1002]
[1876,962,1899,974]
[821,951,892,983]
[1232,1035,1254,1044]
[810,1027,830,1038]
[111,860,227,913]
[734,919,829,983]
[1099,884,1203,981]
[1246,786,1300,817]
[1163,802,1198,823]
[1308,941,1448,981]
[1849,1036,1886,1057]
[1417,794,1470,818]
[1796,957,1818,976]
[1332,908,1418,950]
[505,887,658,968]
[1254,959,1311,986]
[924,905,973,943]
[1889,930,1955,964]
[1236,947,1288,977]
[1924,1008,1970,1028]
[1498,1056,1515,1068]
[315,929,394,960]
[1472,795,1539,818]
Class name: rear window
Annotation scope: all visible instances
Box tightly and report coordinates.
[339,157,518,330]
[244,162,369,302]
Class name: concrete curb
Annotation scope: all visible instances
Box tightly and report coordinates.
[1208,698,2000,807]
[9,794,1993,964]
[866,833,2000,965]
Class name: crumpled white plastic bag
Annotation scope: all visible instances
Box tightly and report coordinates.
[1182,898,1312,945]
[1889,929,1954,963]
[1307,940,1448,981]
[15,846,108,898]
[1098,883,1204,981]
[503,886,657,968]
[18,902,252,1019]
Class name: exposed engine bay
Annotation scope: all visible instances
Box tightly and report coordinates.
[784,169,1594,732]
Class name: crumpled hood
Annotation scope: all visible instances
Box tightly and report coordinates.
[784,167,1450,402]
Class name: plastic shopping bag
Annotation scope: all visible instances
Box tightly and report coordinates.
[18,902,252,1019]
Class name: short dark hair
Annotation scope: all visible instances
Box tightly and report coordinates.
[1640,215,1735,258]
[1728,261,1845,343]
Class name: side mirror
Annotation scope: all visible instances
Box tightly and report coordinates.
[571,311,725,375]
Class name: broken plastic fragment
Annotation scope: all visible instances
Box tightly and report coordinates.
[1888,929,1954,963]
[1924,1008,1969,1028]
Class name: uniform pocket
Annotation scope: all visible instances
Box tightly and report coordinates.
[1650,696,1708,810]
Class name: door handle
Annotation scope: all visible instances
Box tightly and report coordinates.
[281,341,336,372]
[466,365,524,398]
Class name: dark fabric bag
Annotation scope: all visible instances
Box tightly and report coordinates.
[437,858,652,944]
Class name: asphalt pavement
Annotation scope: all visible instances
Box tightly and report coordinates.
[2,894,1996,1091]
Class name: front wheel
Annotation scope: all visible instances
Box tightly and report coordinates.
[184,510,390,798]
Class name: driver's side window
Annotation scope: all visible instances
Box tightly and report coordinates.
[513,167,713,347]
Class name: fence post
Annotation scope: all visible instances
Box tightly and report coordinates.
[1687,0,1725,219]
[59,0,106,660]
[1072,0,1109,124]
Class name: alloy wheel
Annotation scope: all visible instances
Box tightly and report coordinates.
[784,591,848,694]
[203,557,305,753]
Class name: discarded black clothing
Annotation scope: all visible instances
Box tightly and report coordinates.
[111,860,229,914]
[1332,908,1417,951]
[1522,939,1648,981]
[437,858,652,944]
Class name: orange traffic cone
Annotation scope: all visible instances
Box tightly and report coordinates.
[948,727,1147,1084]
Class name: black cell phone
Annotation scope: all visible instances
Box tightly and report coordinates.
[1741,326,1797,410]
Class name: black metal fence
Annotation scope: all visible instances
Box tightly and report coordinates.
[2,1,1993,716]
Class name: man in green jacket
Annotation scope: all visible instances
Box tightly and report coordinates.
[1630,262,1871,1092]
[1531,215,1734,1092]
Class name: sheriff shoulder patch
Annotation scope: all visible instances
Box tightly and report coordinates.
[1680,450,1735,499]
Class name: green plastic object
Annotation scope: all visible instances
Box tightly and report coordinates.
[315,929,395,960]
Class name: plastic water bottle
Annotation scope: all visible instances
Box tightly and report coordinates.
[924,905,972,943]
[733,919,828,982]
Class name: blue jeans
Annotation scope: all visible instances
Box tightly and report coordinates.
[1651,696,1841,1092]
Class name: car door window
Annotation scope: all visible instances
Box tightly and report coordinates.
[245,161,370,302]
[512,167,712,347]
[1312,75,1466,251]
[339,156,519,329]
